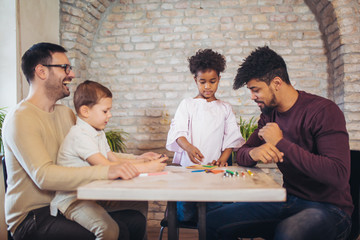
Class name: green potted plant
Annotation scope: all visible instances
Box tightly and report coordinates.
[0,107,7,156]
[239,116,258,141]
[105,130,128,153]
[230,116,258,165]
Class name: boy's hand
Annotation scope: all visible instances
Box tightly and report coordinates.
[134,158,167,173]
[136,152,168,163]
[108,163,139,180]
[137,152,161,160]
[158,154,168,163]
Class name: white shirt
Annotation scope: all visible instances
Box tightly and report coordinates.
[50,117,111,216]
[166,98,244,167]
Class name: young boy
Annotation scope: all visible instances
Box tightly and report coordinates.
[51,80,167,240]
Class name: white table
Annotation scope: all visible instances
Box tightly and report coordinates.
[78,166,286,240]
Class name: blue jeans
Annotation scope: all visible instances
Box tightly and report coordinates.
[177,201,223,222]
[206,194,351,240]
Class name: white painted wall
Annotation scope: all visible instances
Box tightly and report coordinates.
[0,1,59,239]
[0,1,17,238]
[0,0,17,110]
[17,0,60,100]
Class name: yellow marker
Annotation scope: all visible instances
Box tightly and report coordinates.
[247,169,254,176]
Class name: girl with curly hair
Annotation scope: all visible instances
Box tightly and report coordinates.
[166,49,244,222]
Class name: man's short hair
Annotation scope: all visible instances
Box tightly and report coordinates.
[21,42,67,84]
[233,46,290,89]
[73,80,113,115]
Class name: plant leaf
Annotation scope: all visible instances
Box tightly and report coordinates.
[238,116,258,141]
[105,130,128,153]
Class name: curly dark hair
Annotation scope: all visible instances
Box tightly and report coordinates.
[188,49,226,77]
[233,46,290,90]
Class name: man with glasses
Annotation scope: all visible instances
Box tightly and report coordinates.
[2,42,165,240]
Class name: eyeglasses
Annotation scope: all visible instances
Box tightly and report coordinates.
[42,64,73,75]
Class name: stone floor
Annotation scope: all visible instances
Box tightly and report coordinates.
[147,226,360,240]
[147,226,263,240]
[147,226,198,240]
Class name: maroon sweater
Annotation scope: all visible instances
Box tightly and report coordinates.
[237,91,353,217]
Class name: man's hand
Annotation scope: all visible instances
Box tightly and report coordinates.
[108,163,139,180]
[258,122,283,146]
[249,143,284,164]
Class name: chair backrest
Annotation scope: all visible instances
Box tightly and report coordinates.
[2,156,7,191]
[349,150,360,240]
[2,156,14,240]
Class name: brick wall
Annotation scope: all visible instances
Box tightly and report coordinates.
[59,0,360,227]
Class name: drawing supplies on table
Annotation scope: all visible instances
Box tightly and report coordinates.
[139,171,169,177]
[186,165,217,170]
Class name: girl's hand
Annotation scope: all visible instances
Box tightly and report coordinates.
[185,145,204,164]
[176,137,204,164]
[210,159,228,167]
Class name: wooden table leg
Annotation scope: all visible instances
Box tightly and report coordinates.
[167,201,178,240]
[198,202,206,240]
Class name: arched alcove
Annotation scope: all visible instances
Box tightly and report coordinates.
[61,0,360,148]
[59,0,360,157]
[59,0,360,226]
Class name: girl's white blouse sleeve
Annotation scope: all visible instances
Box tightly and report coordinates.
[166,99,190,152]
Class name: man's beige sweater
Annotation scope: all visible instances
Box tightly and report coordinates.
[3,101,109,233]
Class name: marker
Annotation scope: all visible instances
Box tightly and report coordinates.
[192,170,205,172]
[226,170,235,175]
[247,169,254,176]
[139,171,168,177]
[241,171,246,177]
[202,165,215,168]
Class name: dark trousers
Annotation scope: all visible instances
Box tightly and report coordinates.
[207,194,351,240]
[13,206,146,240]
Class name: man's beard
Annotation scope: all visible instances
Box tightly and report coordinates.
[45,77,70,101]
[258,91,277,115]
[260,104,275,115]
